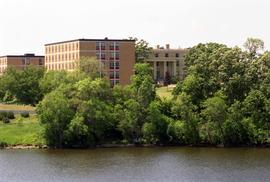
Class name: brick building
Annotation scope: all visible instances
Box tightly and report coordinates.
[0,54,44,75]
[44,38,135,86]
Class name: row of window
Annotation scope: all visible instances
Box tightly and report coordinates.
[155,53,180,58]
[96,42,119,51]
[21,59,43,65]
[0,59,7,65]
[46,62,119,71]
[156,61,181,67]
[109,71,119,79]
[110,80,120,87]
[46,62,77,70]
[46,43,79,54]
[96,52,120,60]
[46,53,79,62]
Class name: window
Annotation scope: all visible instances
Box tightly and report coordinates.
[115,43,119,50]
[110,80,115,87]
[109,61,114,69]
[39,59,43,65]
[165,53,169,57]
[166,62,169,66]
[176,53,179,57]
[155,53,159,57]
[115,52,119,60]
[115,71,119,79]
[110,52,114,60]
[115,61,119,69]
[110,71,114,79]
[176,61,179,66]
[156,62,159,66]
[101,53,106,60]
[109,43,114,50]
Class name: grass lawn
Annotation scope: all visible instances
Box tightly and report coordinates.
[0,104,35,111]
[0,115,45,146]
[156,86,174,100]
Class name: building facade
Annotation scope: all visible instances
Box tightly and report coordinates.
[0,54,44,75]
[146,44,188,84]
[45,38,135,86]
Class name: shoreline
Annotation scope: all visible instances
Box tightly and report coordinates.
[1,143,270,150]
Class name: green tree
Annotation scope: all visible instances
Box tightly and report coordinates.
[39,70,68,95]
[76,57,104,78]
[130,37,153,63]
[172,93,199,144]
[37,89,75,147]
[201,95,228,144]
[244,38,264,58]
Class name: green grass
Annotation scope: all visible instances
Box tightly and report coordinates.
[156,86,174,100]
[0,115,45,146]
[0,104,35,111]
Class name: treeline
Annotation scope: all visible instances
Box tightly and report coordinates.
[1,39,270,148]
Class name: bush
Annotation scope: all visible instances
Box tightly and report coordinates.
[0,111,15,120]
[0,111,8,121]
[0,141,8,148]
[21,112,30,118]
[7,111,15,119]
[2,117,10,124]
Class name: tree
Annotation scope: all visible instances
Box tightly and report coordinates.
[244,38,264,58]
[76,57,104,78]
[201,95,228,144]
[130,37,153,63]
[142,101,169,144]
[39,70,69,95]
[37,89,75,147]
[171,93,199,144]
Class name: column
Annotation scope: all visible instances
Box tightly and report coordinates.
[153,61,157,80]
[173,61,177,77]
[163,61,167,80]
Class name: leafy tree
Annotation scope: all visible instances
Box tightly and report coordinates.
[201,95,227,144]
[172,93,199,144]
[39,70,68,95]
[142,101,169,144]
[130,37,153,63]
[244,38,264,58]
[37,89,75,147]
[76,57,104,78]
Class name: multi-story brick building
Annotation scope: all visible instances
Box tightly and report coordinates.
[0,54,44,75]
[44,38,135,86]
[146,44,188,84]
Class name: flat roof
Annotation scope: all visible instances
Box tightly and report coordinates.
[45,38,135,46]
[0,55,44,58]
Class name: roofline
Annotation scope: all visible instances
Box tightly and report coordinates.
[45,38,136,46]
[0,55,44,58]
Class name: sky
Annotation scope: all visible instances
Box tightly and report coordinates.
[0,0,269,55]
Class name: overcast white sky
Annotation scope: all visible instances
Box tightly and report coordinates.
[0,0,269,55]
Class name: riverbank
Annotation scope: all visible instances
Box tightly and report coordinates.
[2,142,270,150]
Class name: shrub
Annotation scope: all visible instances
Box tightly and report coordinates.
[21,111,30,118]
[0,142,8,148]
[0,111,8,121]
[2,117,10,124]
[7,111,15,119]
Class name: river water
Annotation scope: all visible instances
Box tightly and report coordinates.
[0,147,269,182]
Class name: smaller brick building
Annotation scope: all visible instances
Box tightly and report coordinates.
[0,54,44,75]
